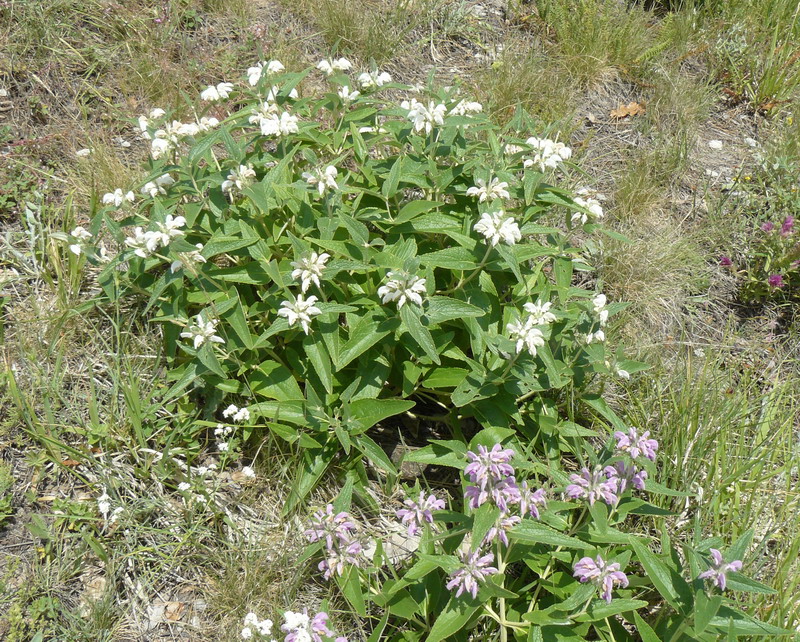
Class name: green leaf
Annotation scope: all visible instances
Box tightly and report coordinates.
[425,296,485,324]
[509,522,586,548]
[337,566,367,616]
[694,590,722,634]
[303,335,333,394]
[633,612,661,642]
[400,304,440,364]
[418,247,478,269]
[354,435,396,475]
[338,312,394,368]
[725,572,777,594]
[196,342,225,377]
[709,606,794,636]
[426,596,479,642]
[422,367,468,388]
[382,156,402,199]
[250,361,304,401]
[575,599,648,622]
[348,398,415,433]
[630,539,687,614]
[394,200,444,224]
[470,503,500,551]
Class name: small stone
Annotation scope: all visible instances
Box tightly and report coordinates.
[708,140,723,150]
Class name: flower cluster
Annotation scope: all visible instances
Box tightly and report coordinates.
[473,209,521,247]
[396,490,445,536]
[102,188,135,208]
[467,177,510,203]
[357,70,392,89]
[566,467,619,506]
[247,59,285,86]
[401,98,446,134]
[241,611,275,640]
[316,57,352,76]
[304,504,369,580]
[302,166,338,196]
[281,610,348,642]
[506,299,557,357]
[698,548,743,591]
[278,295,322,334]
[446,549,499,599]
[291,252,330,293]
[223,404,251,423]
[573,555,629,603]
[223,164,257,196]
[524,136,572,172]
[378,271,427,309]
[180,312,225,349]
[572,188,605,225]
[97,487,123,526]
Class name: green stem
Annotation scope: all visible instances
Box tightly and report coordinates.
[439,245,493,294]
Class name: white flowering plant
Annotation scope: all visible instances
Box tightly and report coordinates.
[65,60,784,640]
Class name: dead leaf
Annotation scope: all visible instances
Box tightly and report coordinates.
[164,601,186,622]
[610,101,645,119]
[61,459,82,467]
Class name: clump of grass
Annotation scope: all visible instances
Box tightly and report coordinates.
[473,37,578,129]
[619,346,800,632]
[530,0,658,87]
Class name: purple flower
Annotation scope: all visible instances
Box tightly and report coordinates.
[761,221,775,232]
[768,273,785,289]
[466,476,520,512]
[465,444,515,487]
[719,255,733,267]
[311,612,335,641]
[304,504,357,549]
[613,427,658,461]
[519,481,547,518]
[604,461,647,494]
[698,548,743,591]
[566,467,618,506]
[573,555,629,603]
[396,491,445,536]
[781,215,795,236]
[318,539,364,580]
[484,513,521,547]
[446,549,498,599]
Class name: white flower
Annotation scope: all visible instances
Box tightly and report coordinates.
[71,226,93,241]
[291,251,330,292]
[616,368,630,379]
[102,188,135,207]
[155,214,186,244]
[150,108,166,119]
[449,99,483,116]
[68,226,93,256]
[242,466,255,478]
[222,405,238,419]
[278,294,322,334]
[222,164,257,194]
[504,143,524,155]
[200,82,234,102]
[180,313,225,349]
[523,300,556,325]
[401,98,446,134]
[256,111,299,137]
[266,60,286,75]
[97,488,111,518]
[282,611,310,630]
[241,627,253,639]
[233,407,250,423]
[378,271,427,309]
[215,423,233,438]
[572,188,604,225]
[197,116,220,131]
[317,57,352,75]
[76,148,92,157]
[141,174,175,198]
[110,507,123,523]
[358,70,392,89]
[178,482,191,492]
[124,227,155,258]
[584,329,605,343]
[466,177,510,202]
[473,210,521,246]
[507,319,545,356]
[170,243,206,273]
[247,60,284,86]
[524,136,572,171]
[592,293,609,326]
[218,442,230,453]
[302,166,338,196]
[337,85,360,103]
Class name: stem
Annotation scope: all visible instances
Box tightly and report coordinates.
[498,546,508,642]
[439,245,493,294]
